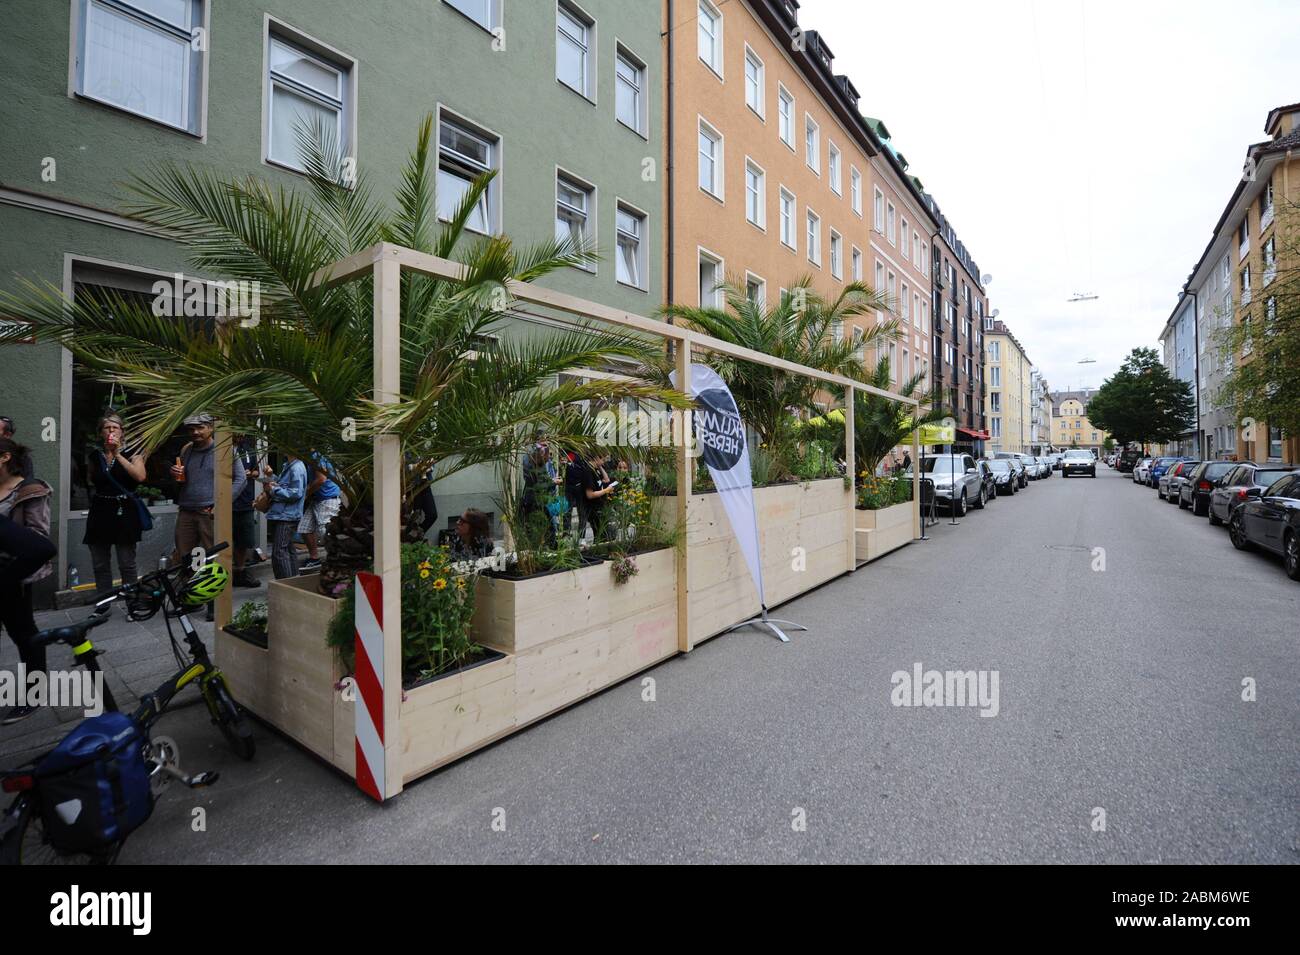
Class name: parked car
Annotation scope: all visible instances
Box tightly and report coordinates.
[919,453,986,515]
[1149,456,1190,488]
[1178,460,1239,515]
[994,451,1035,484]
[1132,457,1154,483]
[1060,448,1096,478]
[1208,463,1297,526]
[985,458,1018,495]
[1048,452,1064,470]
[1030,455,1052,478]
[974,459,998,504]
[1159,460,1200,501]
[1228,470,1300,580]
[1118,448,1143,472]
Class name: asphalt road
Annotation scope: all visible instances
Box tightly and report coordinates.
[110,467,1300,863]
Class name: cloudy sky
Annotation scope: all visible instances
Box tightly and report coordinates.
[798,0,1298,394]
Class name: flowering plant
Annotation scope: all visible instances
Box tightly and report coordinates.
[401,542,481,682]
[610,553,638,586]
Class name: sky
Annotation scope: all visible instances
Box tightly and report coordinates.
[797,0,1299,394]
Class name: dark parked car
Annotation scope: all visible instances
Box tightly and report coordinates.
[974,459,998,504]
[1117,447,1143,472]
[985,458,1017,496]
[1208,463,1297,526]
[1148,456,1190,488]
[1178,460,1239,515]
[1060,448,1096,478]
[1229,471,1300,580]
[1159,460,1199,502]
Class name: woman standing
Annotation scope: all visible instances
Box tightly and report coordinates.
[450,508,493,561]
[261,453,308,579]
[84,413,148,598]
[0,439,53,725]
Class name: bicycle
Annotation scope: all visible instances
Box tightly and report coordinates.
[1,542,253,864]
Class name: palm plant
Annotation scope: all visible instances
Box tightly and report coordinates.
[807,355,948,477]
[659,276,899,475]
[0,116,687,595]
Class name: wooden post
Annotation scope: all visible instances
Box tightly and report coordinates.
[373,254,404,799]
[213,427,233,628]
[674,337,692,653]
[844,386,855,573]
[912,413,921,539]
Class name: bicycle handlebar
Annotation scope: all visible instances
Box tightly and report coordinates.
[33,607,113,648]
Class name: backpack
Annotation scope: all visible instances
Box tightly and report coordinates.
[34,711,154,853]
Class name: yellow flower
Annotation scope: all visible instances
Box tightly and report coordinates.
[420,569,430,579]
[433,578,447,590]
[455,578,466,591]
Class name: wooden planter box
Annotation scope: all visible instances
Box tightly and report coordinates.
[855,502,914,564]
[657,478,852,646]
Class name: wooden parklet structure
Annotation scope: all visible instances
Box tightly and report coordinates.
[211,243,921,801]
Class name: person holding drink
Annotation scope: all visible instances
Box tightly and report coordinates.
[84,412,148,598]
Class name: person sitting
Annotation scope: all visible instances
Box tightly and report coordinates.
[449,508,493,561]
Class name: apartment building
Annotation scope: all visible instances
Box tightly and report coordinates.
[1029,371,1052,454]
[670,0,938,389]
[0,0,664,598]
[1158,292,1201,456]
[983,320,1031,454]
[1051,389,1108,455]
[1177,101,1300,464]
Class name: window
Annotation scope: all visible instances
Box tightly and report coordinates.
[806,209,821,265]
[875,261,884,298]
[989,341,1000,362]
[912,231,921,269]
[778,84,794,147]
[745,273,766,305]
[779,188,796,249]
[444,0,498,30]
[990,366,1001,387]
[1269,426,1284,461]
[828,143,841,195]
[913,292,921,328]
[900,282,909,321]
[1242,315,1253,355]
[698,119,722,198]
[873,188,884,232]
[886,202,896,244]
[887,271,897,312]
[615,203,647,290]
[615,46,647,136]
[438,112,498,233]
[555,172,595,267]
[75,0,205,133]
[745,159,765,228]
[1240,265,1252,305]
[1261,178,1275,227]
[744,47,764,117]
[920,301,928,334]
[991,418,1001,439]
[698,250,722,307]
[265,33,351,173]
[698,1,722,76]
[850,167,862,216]
[830,230,842,279]
[805,115,819,171]
[1263,237,1277,284]
[557,3,594,100]
[944,342,954,365]
[1238,216,1249,259]
[851,246,862,281]
[900,219,909,257]
[920,242,927,274]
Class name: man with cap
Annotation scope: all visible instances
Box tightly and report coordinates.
[171,413,220,619]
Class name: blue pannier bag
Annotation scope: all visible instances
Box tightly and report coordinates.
[34,711,154,852]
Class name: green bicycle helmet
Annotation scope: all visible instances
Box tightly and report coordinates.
[179,561,230,606]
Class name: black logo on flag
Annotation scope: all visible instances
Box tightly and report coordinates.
[694,387,745,472]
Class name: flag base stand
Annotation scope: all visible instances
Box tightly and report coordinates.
[723,605,808,643]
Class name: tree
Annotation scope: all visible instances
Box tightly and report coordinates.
[1217,197,1300,443]
[1086,347,1196,451]
[660,276,898,474]
[0,117,687,594]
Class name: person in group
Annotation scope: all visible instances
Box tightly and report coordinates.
[231,435,261,588]
[0,416,34,478]
[570,452,617,541]
[450,508,493,561]
[0,439,53,725]
[299,452,342,571]
[521,443,562,544]
[261,452,308,579]
[83,413,148,599]
[901,452,912,472]
[171,413,218,619]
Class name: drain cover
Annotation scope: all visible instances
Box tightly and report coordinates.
[1044,544,1090,552]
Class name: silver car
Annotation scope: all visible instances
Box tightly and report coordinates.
[919,453,986,516]
[1132,457,1154,483]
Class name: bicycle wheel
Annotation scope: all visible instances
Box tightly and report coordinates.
[1,796,118,866]
[204,677,255,761]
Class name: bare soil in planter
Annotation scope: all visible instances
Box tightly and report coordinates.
[485,555,605,581]
[402,646,507,690]
[222,624,268,649]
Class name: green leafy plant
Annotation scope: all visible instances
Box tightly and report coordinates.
[229,599,269,636]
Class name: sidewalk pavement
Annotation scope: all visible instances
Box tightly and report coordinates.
[0,562,274,766]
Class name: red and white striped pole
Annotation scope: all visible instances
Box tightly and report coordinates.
[353,571,386,801]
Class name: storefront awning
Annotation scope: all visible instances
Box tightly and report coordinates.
[958,428,990,441]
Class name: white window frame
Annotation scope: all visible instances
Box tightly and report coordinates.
[614,198,649,291]
[556,1,597,102]
[851,245,862,281]
[442,0,501,32]
[806,207,822,266]
[804,113,820,173]
[850,166,862,216]
[828,141,841,195]
[886,201,896,245]
[555,167,597,272]
[697,116,723,200]
[72,0,209,136]
[912,231,921,268]
[744,157,766,230]
[777,83,794,149]
[614,42,649,138]
[698,247,724,308]
[436,105,502,235]
[778,186,796,251]
[744,271,767,307]
[743,44,764,119]
[697,0,723,79]
[830,228,843,279]
[873,187,885,232]
[900,218,909,257]
[900,282,909,321]
[263,24,356,176]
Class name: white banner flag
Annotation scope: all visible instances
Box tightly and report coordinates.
[671,363,766,608]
